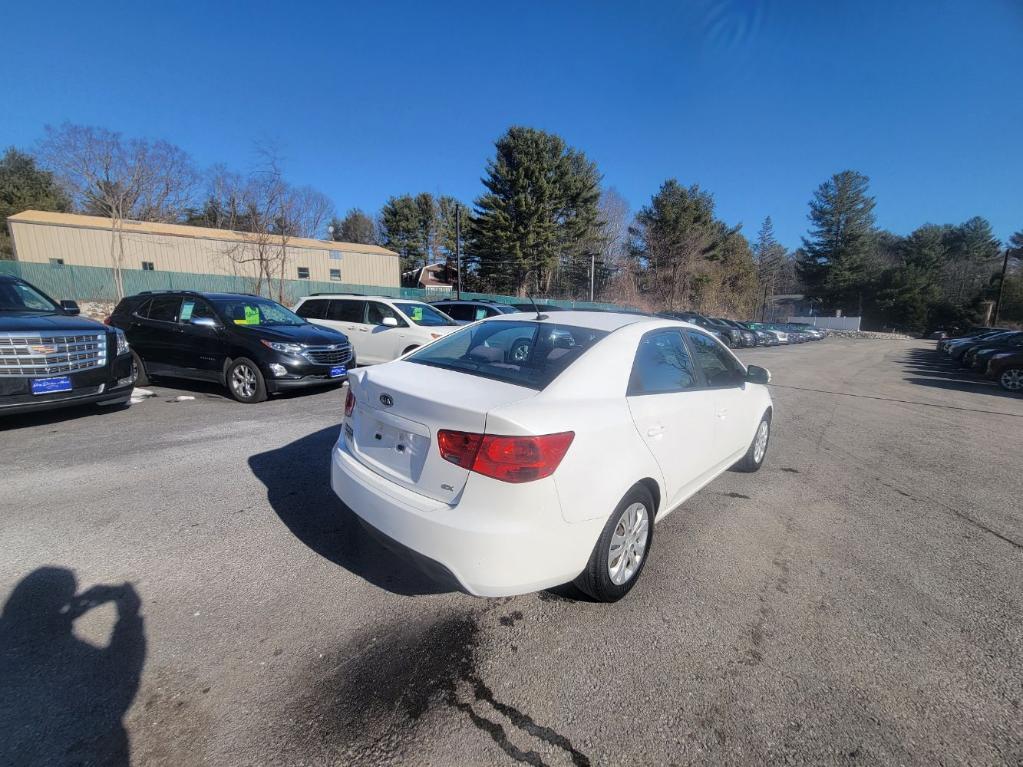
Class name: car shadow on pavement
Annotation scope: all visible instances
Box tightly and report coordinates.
[248,426,455,596]
[900,348,1019,400]
[0,567,146,767]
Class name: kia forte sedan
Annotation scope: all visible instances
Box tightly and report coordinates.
[331,312,772,602]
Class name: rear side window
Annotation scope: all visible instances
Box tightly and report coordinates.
[327,299,366,322]
[686,331,745,387]
[146,296,181,323]
[440,303,474,322]
[296,299,328,320]
[407,321,609,390]
[628,330,698,395]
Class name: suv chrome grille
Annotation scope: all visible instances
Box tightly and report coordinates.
[303,343,353,365]
[0,332,107,377]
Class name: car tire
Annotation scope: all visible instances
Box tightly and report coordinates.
[734,412,771,473]
[226,358,267,403]
[998,367,1023,393]
[574,485,655,603]
[131,351,150,387]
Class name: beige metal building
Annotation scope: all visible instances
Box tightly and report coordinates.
[6,210,399,287]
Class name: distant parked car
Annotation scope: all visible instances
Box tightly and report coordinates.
[659,312,744,348]
[965,332,1023,370]
[108,291,351,403]
[714,318,757,347]
[332,311,773,601]
[948,330,1018,362]
[0,274,134,416]
[937,327,1003,353]
[986,349,1023,393]
[510,302,566,313]
[744,322,788,344]
[430,299,519,324]
[293,294,459,365]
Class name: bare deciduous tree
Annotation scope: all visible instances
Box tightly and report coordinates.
[39,123,198,298]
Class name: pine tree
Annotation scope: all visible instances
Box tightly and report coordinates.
[469,127,602,295]
[330,209,377,245]
[0,148,71,258]
[797,170,877,314]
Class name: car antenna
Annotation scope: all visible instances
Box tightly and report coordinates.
[527,293,547,321]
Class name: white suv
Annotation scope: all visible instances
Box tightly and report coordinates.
[293,294,459,365]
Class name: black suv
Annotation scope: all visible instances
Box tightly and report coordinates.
[0,275,134,416]
[108,291,354,403]
[430,299,519,323]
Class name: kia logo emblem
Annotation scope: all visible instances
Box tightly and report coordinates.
[379,394,394,407]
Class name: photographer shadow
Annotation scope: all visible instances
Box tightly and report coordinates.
[0,567,146,767]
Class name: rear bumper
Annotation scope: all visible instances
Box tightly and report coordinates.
[330,433,601,596]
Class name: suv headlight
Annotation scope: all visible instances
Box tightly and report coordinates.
[260,339,305,355]
[115,328,130,356]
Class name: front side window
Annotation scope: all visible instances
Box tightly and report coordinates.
[393,301,457,326]
[628,330,698,395]
[210,298,305,327]
[327,299,366,323]
[147,296,181,323]
[367,301,405,326]
[407,321,608,390]
[686,331,745,387]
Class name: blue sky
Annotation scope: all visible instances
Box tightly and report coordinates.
[3,0,1021,250]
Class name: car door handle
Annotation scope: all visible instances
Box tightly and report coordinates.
[646,426,665,437]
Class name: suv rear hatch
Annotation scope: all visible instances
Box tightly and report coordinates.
[346,361,536,504]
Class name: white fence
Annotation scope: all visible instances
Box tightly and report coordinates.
[788,315,862,331]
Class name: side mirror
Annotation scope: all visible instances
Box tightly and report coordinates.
[190,317,221,330]
[381,316,399,327]
[60,299,80,316]
[746,364,771,385]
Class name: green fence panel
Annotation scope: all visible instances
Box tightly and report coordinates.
[0,261,623,311]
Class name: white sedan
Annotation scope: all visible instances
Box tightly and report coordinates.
[331,311,773,602]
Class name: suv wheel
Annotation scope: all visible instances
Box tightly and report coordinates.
[131,351,150,387]
[227,358,267,403]
[999,367,1023,392]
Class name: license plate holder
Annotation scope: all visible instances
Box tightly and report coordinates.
[329,365,347,378]
[32,376,72,395]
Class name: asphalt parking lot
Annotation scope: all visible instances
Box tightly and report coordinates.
[2,338,1021,766]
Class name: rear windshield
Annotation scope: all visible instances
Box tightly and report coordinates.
[407,320,609,390]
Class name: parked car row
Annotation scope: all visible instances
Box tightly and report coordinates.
[656,312,826,348]
[936,327,1023,393]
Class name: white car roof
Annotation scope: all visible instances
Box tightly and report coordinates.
[487,310,691,333]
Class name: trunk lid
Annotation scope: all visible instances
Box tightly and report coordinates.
[346,361,537,503]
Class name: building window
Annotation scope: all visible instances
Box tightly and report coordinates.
[329,250,342,260]
[329,269,341,281]
[49,258,65,267]
[297,267,310,279]
[141,261,155,271]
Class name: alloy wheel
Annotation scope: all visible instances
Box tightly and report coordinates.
[753,420,770,463]
[608,502,650,585]
[231,364,257,399]
[1000,368,1023,391]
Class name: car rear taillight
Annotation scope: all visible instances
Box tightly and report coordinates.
[344,388,355,417]
[437,430,575,483]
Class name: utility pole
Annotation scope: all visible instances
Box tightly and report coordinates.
[992,247,1010,325]
[455,204,462,299]
[589,251,595,302]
